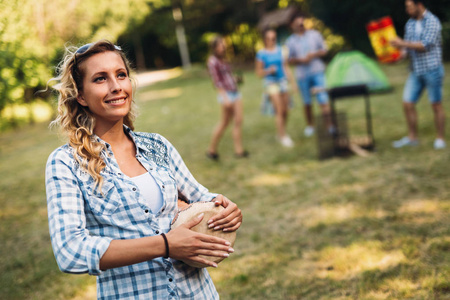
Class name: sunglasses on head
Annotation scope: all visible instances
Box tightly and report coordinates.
[73,43,122,67]
[75,43,122,54]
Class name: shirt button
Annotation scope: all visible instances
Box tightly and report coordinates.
[155,230,160,234]
[162,185,165,189]
[145,209,149,213]
[149,167,153,171]
[161,208,165,212]
[169,278,173,282]
[132,187,136,191]
[117,172,122,176]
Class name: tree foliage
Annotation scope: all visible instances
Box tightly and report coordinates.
[0,0,158,113]
[119,0,280,68]
[6,0,449,120]
[119,0,346,69]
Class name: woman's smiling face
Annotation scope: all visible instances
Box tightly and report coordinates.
[77,51,132,127]
[264,30,277,48]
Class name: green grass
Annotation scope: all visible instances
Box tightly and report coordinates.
[1,62,449,299]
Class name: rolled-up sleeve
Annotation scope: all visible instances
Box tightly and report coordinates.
[421,18,441,50]
[45,149,112,275]
[159,136,218,203]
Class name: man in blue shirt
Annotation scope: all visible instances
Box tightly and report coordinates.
[391,0,446,149]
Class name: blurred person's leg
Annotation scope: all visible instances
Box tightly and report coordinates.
[231,99,245,155]
[297,76,314,136]
[279,91,294,147]
[269,92,286,138]
[304,105,313,126]
[431,103,445,140]
[393,72,423,148]
[403,102,419,141]
[270,91,293,147]
[403,72,424,141]
[313,73,333,132]
[208,103,233,155]
[280,91,290,128]
[425,66,445,142]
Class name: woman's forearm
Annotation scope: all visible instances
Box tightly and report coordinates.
[256,60,271,78]
[100,236,166,270]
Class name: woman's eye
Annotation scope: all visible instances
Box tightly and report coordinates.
[94,76,105,82]
[118,72,127,79]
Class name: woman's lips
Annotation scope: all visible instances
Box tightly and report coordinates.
[105,97,127,104]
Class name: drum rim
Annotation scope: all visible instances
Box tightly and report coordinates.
[171,200,216,225]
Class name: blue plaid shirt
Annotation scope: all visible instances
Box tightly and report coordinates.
[45,127,219,299]
[404,10,443,75]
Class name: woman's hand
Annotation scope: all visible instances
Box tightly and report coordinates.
[208,195,242,232]
[166,213,234,268]
[267,65,277,75]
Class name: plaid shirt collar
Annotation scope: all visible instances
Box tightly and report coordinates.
[91,125,171,168]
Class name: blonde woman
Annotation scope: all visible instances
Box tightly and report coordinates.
[45,40,242,299]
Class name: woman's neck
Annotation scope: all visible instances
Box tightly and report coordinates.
[214,53,225,60]
[265,45,277,51]
[94,120,128,146]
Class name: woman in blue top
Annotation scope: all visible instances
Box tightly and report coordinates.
[256,28,295,147]
[45,40,242,299]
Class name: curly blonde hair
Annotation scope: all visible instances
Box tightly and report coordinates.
[50,40,137,190]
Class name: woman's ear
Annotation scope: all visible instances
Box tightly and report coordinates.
[77,93,88,107]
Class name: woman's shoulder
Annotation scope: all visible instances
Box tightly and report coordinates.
[207,55,218,65]
[256,49,265,60]
[46,144,76,171]
[256,48,265,55]
[48,144,72,161]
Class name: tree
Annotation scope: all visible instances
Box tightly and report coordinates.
[119,0,281,68]
[0,0,159,114]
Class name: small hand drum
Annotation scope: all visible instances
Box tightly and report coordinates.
[171,201,236,268]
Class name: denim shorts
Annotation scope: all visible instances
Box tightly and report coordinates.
[264,79,289,95]
[403,66,445,103]
[217,90,241,104]
[297,72,329,105]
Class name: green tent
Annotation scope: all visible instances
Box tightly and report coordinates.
[326,51,392,93]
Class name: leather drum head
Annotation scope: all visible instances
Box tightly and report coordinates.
[171,201,236,268]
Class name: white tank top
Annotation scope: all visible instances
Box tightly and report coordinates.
[130,172,164,213]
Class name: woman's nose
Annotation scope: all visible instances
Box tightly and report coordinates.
[110,78,122,93]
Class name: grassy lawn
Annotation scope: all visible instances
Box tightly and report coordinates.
[0,62,449,299]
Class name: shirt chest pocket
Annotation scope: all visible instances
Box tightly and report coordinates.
[85,180,122,216]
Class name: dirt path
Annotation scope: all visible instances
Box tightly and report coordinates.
[134,68,183,89]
